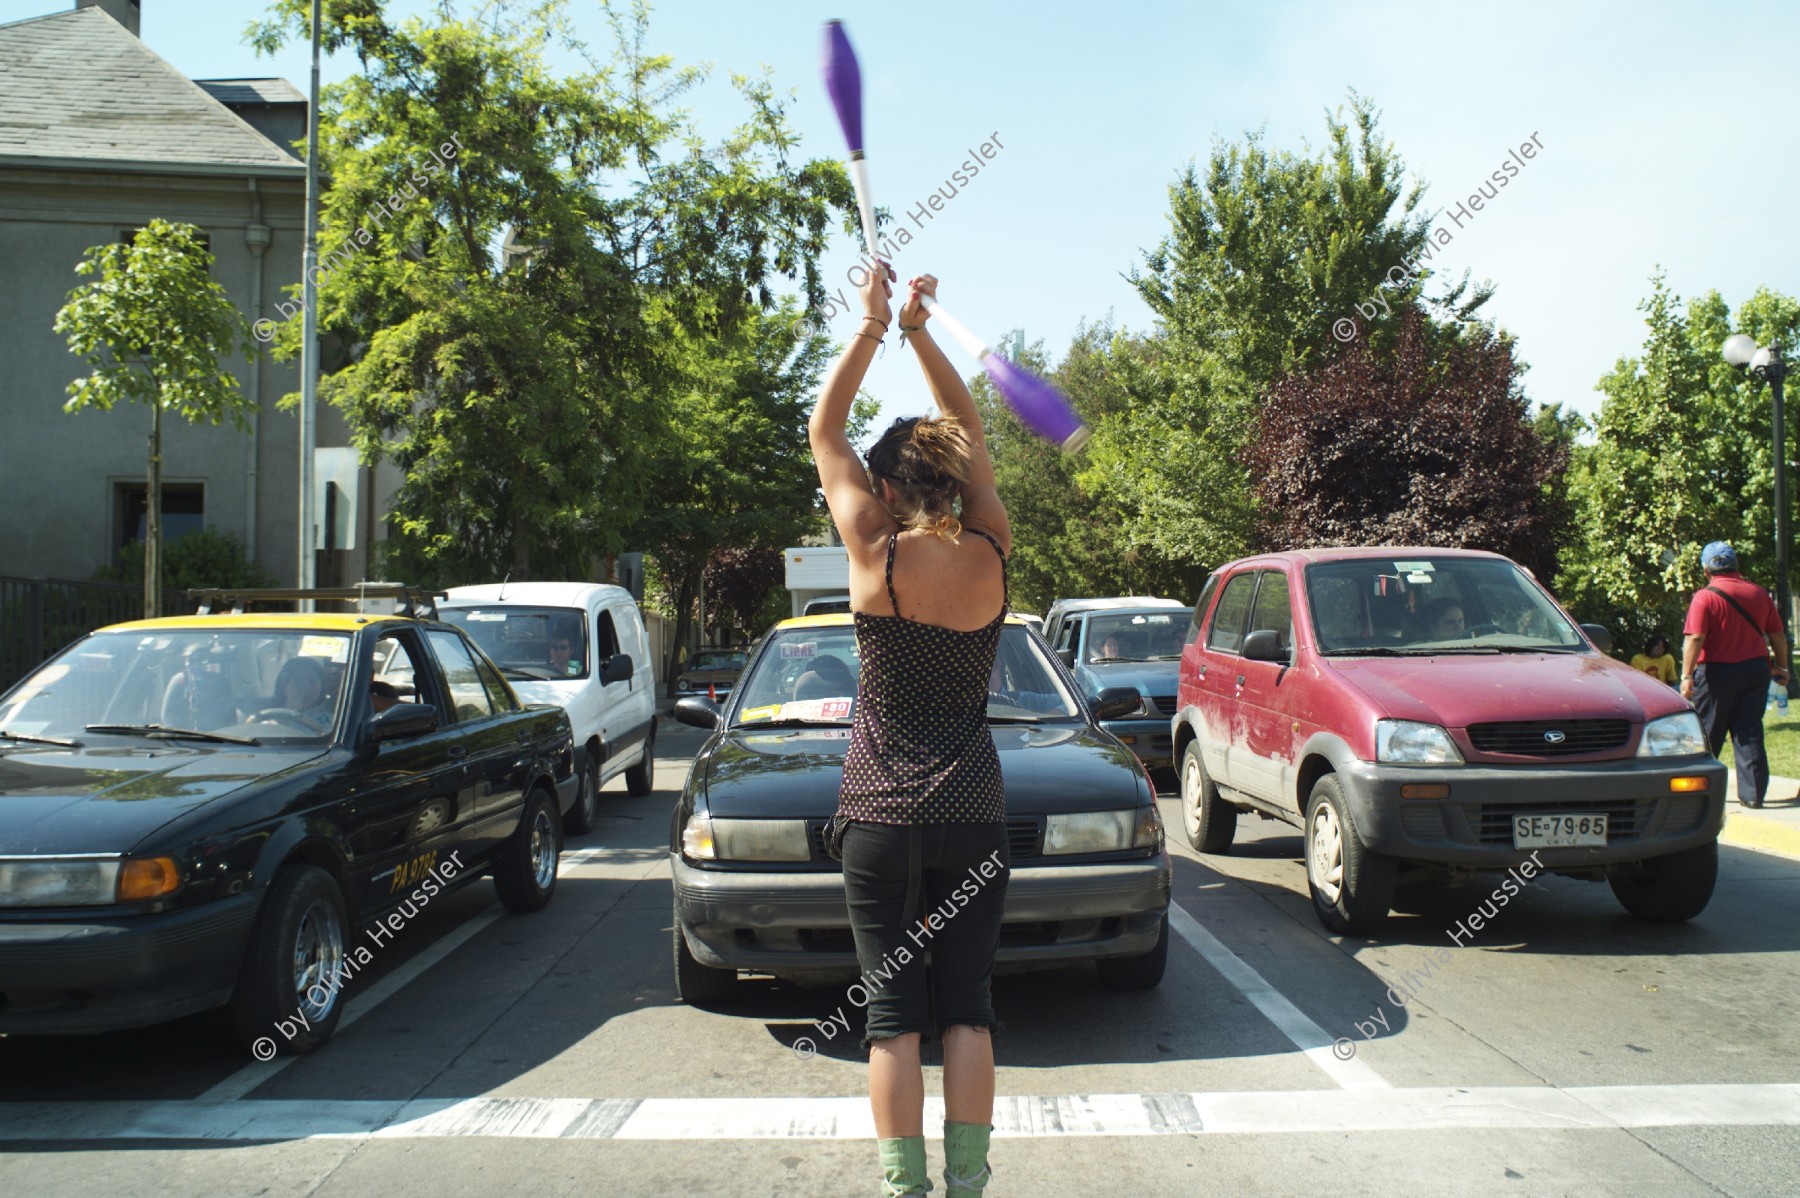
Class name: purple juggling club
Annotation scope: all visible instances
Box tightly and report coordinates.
[822,20,881,265]
[920,297,1091,455]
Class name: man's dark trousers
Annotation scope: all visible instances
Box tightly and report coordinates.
[1693,657,1772,805]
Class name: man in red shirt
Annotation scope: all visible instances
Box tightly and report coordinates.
[1680,541,1791,808]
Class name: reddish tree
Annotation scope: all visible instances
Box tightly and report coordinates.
[1245,309,1569,579]
[702,545,786,639]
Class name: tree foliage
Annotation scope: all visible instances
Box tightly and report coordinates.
[1246,309,1567,578]
[702,544,785,641]
[95,529,277,595]
[55,218,259,615]
[976,324,1209,612]
[1087,93,1493,570]
[251,0,851,584]
[1558,275,1800,648]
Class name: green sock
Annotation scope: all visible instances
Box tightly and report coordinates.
[943,1121,992,1196]
[878,1135,932,1197]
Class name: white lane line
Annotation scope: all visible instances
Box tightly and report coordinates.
[558,845,611,869]
[1168,900,1390,1091]
[197,906,505,1103]
[9,1085,1800,1142]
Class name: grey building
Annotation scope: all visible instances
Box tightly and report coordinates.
[0,0,383,593]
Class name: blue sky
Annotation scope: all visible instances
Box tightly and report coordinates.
[124,0,1800,432]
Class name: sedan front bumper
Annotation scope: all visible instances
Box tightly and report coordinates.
[672,852,1171,980]
[0,890,261,1033]
[1337,755,1727,869]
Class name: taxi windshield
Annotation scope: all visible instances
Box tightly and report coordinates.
[1305,557,1585,654]
[731,625,1081,726]
[0,628,354,743]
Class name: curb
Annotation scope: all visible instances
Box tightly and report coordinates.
[1720,808,1800,863]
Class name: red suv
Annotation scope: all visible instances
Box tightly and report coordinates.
[1172,548,1726,933]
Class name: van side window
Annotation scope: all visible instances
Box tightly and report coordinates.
[1187,576,1221,649]
[597,610,621,661]
[1206,573,1257,654]
[1247,572,1293,650]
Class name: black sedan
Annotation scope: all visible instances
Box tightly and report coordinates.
[0,604,576,1054]
[668,613,1172,1004]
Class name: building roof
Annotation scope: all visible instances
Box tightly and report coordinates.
[0,7,303,174]
[195,78,307,107]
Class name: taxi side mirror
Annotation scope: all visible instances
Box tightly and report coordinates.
[370,702,438,741]
[674,696,722,730]
[1091,687,1141,722]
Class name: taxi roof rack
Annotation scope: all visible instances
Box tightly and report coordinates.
[186,583,443,619]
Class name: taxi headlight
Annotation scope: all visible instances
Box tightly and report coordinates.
[711,818,812,862]
[681,813,717,860]
[0,855,180,907]
[1044,809,1160,855]
[1375,719,1464,764]
[1638,712,1707,757]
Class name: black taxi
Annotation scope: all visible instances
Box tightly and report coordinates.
[0,587,576,1054]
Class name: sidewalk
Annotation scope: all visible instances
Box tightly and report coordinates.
[1720,771,1800,862]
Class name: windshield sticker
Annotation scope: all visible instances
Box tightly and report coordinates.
[1393,561,1435,573]
[463,610,506,622]
[740,704,783,724]
[779,641,818,660]
[300,635,349,662]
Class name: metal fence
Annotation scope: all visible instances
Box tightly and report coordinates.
[0,577,190,692]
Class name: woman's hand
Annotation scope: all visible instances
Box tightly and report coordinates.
[861,258,895,327]
[900,273,936,331]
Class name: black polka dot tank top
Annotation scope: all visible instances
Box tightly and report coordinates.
[836,530,1007,825]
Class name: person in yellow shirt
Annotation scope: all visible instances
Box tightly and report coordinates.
[1631,633,1678,686]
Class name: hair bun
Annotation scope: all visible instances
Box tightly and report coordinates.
[908,415,972,483]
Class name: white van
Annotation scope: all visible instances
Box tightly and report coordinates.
[439,583,657,835]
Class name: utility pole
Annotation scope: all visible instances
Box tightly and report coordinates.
[297,0,322,601]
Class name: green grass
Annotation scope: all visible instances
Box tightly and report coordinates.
[1722,711,1800,779]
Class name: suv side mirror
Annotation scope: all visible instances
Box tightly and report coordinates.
[1241,628,1289,663]
[1056,646,1075,669]
[1091,687,1142,722]
[674,696,722,730]
[602,653,633,684]
[370,702,438,742]
[1580,624,1613,655]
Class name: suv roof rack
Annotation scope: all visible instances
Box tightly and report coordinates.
[186,583,443,620]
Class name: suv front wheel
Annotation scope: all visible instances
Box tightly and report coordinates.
[1608,841,1718,922]
[1305,774,1395,935]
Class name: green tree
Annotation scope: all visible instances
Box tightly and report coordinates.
[251,0,850,584]
[975,324,1208,612]
[55,218,259,617]
[1097,93,1492,570]
[95,529,278,596]
[1558,275,1800,650]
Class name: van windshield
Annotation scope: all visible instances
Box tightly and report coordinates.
[440,606,589,680]
[1304,558,1585,654]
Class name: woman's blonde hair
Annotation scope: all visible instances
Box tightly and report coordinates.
[864,415,973,541]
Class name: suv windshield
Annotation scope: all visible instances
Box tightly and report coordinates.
[1305,556,1584,654]
[440,605,588,680]
[0,628,354,743]
[733,625,1081,725]
[1085,610,1192,662]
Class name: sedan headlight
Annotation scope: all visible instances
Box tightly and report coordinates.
[0,855,181,907]
[1375,719,1464,765]
[1638,711,1707,757]
[682,813,811,862]
[1043,807,1162,855]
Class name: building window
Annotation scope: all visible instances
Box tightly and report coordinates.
[117,483,204,552]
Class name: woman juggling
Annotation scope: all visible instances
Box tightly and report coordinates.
[808,263,1011,1198]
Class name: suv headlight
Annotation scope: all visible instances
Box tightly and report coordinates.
[1044,807,1162,855]
[683,813,811,862]
[1638,711,1706,757]
[1375,720,1464,765]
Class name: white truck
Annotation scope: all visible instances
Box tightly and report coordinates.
[783,546,850,618]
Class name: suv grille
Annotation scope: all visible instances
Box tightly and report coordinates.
[810,817,1043,861]
[1150,695,1178,717]
[1467,719,1631,757]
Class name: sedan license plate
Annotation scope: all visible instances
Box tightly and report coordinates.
[1513,812,1608,849]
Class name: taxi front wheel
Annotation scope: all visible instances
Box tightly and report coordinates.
[227,864,347,1055]
[494,788,560,913]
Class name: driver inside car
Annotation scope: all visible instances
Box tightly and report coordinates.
[257,656,335,731]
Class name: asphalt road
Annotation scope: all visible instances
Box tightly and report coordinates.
[3,719,1798,1197]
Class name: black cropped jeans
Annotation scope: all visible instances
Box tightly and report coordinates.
[838,821,1010,1049]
